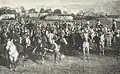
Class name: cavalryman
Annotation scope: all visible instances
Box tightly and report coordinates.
[95,20,104,33]
[111,19,117,32]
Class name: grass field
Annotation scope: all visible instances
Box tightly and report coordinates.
[0,17,118,28]
[0,46,120,74]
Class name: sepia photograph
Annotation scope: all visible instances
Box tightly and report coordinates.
[0,0,120,74]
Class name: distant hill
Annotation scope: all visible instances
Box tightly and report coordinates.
[92,0,120,15]
[40,0,120,15]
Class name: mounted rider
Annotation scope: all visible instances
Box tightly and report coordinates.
[111,19,117,32]
[95,20,104,33]
[83,21,90,30]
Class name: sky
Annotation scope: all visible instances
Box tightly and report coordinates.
[0,0,113,9]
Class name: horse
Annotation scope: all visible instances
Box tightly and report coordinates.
[90,28,96,43]
[94,32,105,56]
[23,35,31,58]
[98,33,105,56]
[52,39,63,63]
[56,35,68,55]
[13,36,26,67]
[82,31,90,60]
[45,33,66,63]
[5,39,19,71]
[32,35,48,64]
[106,29,113,46]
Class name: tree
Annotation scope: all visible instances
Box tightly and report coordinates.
[0,7,8,14]
[20,6,25,13]
[76,10,85,16]
[63,11,68,15]
[53,9,62,15]
[45,9,52,13]
[70,13,75,19]
[0,7,16,15]
[28,8,36,13]
[40,8,45,13]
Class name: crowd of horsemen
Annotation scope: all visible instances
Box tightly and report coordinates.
[0,18,120,71]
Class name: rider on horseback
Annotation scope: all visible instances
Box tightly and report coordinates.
[95,20,104,33]
[111,19,117,32]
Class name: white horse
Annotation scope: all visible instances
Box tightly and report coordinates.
[6,39,19,71]
[52,40,63,63]
[32,38,48,64]
[106,30,113,46]
[47,35,65,63]
[25,35,31,48]
[90,28,96,42]
[99,33,105,56]
[46,32,54,44]
[25,35,31,57]
[82,31,90,60]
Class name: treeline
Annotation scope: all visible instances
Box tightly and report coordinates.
[0,6,119,21]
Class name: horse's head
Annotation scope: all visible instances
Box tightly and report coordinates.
[6,40,13,51]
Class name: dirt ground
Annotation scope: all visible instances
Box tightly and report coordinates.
[0,46,120,74]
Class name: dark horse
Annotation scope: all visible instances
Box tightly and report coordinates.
[93,32,105,56]
[65,32,83,55]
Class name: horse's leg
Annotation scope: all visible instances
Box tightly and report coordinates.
[110,37,112,46]
[99,45,102,57]
[91,35,94,43]
[108,37,110,46]
[102,49,104,56]
[9,56,13,71]
[87,45,90,59]
[102,44,105,56]
[72,34,75,46]
[12,57,17,71]
[6,52,10,67]
[83,47,85,60]
[54,50,61,63]
[13,62,16,71]
[41,50,47,64]
[32,46,37,55]
[113,36,116,43]
[9,64,13,71]
[54,52,57,63]
[22,56,25,67]
[24,46,27,59]
[41,56,45,64]
[11,61,14,71]
[25,46,30,58]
